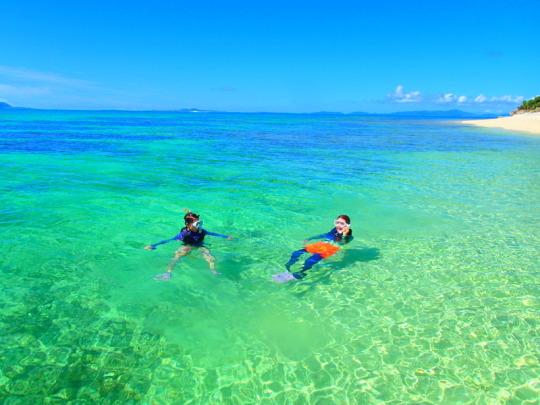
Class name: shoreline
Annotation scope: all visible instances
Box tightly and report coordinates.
[460,113,540,135]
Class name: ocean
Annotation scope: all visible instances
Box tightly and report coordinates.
[1,110,539,404]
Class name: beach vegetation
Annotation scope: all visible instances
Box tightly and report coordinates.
[513,95,540,114]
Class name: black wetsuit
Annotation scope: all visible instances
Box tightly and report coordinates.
[149,227,229,249]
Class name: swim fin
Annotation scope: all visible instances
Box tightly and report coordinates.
[153,273,172,281]
[271,272,297,283]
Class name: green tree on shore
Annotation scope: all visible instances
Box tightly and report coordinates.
[513,95,540,114]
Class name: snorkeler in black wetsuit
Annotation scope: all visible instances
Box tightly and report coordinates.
[144,210,232,280]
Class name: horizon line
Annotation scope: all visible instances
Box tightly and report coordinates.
[0,104,503,117]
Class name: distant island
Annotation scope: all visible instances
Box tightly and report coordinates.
[0,102,498,118]
[512,96,540,115]
[172,108,213,113]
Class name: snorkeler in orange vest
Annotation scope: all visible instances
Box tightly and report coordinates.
[272,215,353,283]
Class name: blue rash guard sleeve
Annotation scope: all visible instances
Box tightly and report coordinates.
[149,229,228,249]
[149,238,175,249]
[149,232,185,249]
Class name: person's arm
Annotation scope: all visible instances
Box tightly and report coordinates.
[144,232,184,250]
[340,226,353,244]
[205,231,232,239]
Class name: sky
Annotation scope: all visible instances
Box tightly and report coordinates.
[1,0,539,113]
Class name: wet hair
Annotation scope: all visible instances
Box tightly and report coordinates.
[335,214,353,241]
[184,212,200,225]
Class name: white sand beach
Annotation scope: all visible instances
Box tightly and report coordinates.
[461,113,540,135]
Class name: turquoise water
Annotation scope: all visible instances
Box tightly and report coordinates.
[1,110,539,404]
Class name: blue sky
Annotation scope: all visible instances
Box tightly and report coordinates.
[1,0,538,113]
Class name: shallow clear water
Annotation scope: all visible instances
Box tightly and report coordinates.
[1,110,539,404]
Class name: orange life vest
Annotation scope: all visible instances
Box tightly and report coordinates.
[305,242,340,258]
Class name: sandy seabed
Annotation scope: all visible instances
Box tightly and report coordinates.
[461,113,540,135]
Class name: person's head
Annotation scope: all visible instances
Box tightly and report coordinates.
[334,215,351,232]
[184,211,203,231]
[333,214,352,240]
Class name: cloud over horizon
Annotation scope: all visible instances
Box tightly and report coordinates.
[0,65,95,87]
[0,65,133,109]
[386,85,525,109]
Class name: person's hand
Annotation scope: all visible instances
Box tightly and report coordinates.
[302,239,309,245]
[143,245,155,250]
[342,226,350,236]
[226,236,233,240]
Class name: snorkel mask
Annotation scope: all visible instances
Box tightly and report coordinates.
[191,220,203,230]
[334,219,349,229]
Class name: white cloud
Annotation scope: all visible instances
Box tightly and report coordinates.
[0,65,101,102]
[0,83,50,97]
[474,94,487,103]
[489,95,524,103]
[0,65,133,109]
[0,65,95,88]
[387,85,422,103]
[385,85,524,109]
[438,93,457,103]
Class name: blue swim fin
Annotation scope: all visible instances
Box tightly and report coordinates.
[153,273,172,281]
[271,272,297,283]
